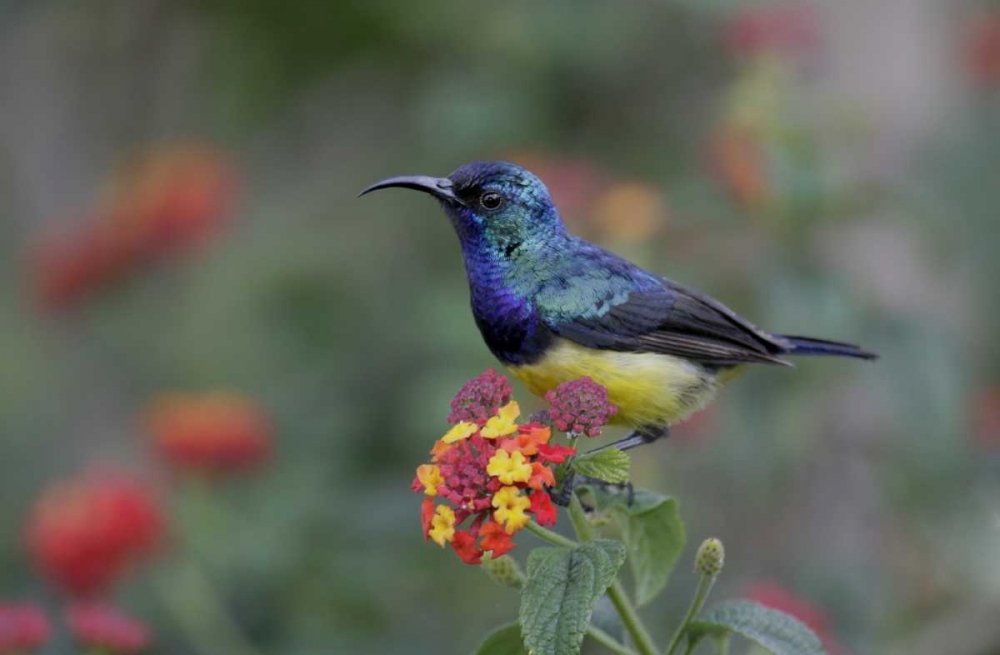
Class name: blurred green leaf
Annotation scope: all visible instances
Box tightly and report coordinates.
[572,449,631,484]
[472,623,528,655]
[611,491,685,606]
[689,600,827,655]
[519,540,626,655]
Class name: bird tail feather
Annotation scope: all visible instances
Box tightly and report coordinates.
[780,335,878,361]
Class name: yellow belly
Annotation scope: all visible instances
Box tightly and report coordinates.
[507,339,724,428]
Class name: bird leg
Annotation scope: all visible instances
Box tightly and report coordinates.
[598,426,670,452]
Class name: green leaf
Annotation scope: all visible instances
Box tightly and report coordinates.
[472,623,528,655]
[572,449,631,484]
[519,540,627,655]
[689,600,828,655]
[611,491,685,606]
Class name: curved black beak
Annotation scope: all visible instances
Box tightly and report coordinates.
[358,175,463,205]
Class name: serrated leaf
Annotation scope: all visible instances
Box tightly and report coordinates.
[472,623,528,655]
[519,540,627,655]
[572,449,631,484]
[689,600,828,655]
[611,491,685,606]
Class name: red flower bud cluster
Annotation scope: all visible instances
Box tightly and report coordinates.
[25,472,165,597]
[545,376,618,437]
[144,392,272,474]
[448,369,512,425]
[30,145,238,312]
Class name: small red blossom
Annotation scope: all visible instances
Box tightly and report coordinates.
[67,603,152,655]
[448,369,513,425]
[0,603,51,654]
[529,491,558,527]
[479,521,516,557]
[30,145,238,313]
[963,11,1000,87]
[973,387,1000,450]
[722,5,822,58]
[545,377,618,437]
[536,443,576,465]
[144,392,272,475]
[420,498,435,540]
[25,472,165,597]
[451,531,484,565]
[747,582,851,655]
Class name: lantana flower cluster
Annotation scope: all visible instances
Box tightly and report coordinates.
[412,371,576,564]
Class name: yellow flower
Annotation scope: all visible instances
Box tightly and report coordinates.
[481,401,520,438]
[492,486,531,534]
[441,421,478,444]
[429,505,456,546]
[486,449,532,485]
[416,464,444,496]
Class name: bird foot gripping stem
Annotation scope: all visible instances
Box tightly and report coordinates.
[549,427,668,507]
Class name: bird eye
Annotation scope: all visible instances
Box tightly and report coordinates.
[479,191,504,211]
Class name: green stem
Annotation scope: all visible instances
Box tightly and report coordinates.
[568,493,594,542]
[524,519,577,548]
[681,637,700,655]
[568,495,659,655]
[607,582,661,655]
[154,558,264,655]
[665,573,716,655]
[587,625,640,655]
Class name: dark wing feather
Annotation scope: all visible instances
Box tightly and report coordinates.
[547,277,793,368]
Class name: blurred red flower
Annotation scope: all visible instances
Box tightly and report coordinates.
[25,472,165,597]
[144,392,273,474]
[722,5,822,58]
[30,144,238,312]
[973,387,1000,450]
[963,11,1000,86]
[746,581,851,655]
[0,603,50,654]
[67,603,151,655]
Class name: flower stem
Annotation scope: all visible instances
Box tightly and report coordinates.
[607,582,661,655]
[567,493,594,542]
[524,519,577,548]
[588,625,640,655]
[665,573,716,655]
[567,494,660,655]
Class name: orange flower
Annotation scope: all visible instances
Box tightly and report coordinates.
[25,472,165,597]
[501,424,552,456]
[144,392,272,475]
[479,521,515,557]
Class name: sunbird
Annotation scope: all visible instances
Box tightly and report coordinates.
[361,161,876,451]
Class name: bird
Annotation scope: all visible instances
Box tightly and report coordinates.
[360,161,876,452]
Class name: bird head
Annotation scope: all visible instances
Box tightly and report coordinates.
[360,161,566,253]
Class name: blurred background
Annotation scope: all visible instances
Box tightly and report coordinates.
[1,1,999,654]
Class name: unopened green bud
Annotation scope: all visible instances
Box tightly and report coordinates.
[695,537,725,577]
[481,554,525,589]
